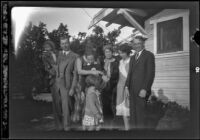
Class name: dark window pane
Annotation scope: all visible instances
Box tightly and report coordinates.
[157,17,183,54]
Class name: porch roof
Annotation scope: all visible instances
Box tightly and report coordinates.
[88,8,162,35]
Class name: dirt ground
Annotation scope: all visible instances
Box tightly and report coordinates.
[9,98,190,139]
[9,98,129,138]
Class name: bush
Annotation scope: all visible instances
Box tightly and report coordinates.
[146,96,190,130]
[156,101,190,130]
[146,95,167,128]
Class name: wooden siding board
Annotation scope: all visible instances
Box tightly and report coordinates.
[144,9,190,108]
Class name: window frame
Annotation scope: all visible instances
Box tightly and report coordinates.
[150,10,189,57]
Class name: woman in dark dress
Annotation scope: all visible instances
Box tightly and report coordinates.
[101,44,119,120]
[72,49,103,123]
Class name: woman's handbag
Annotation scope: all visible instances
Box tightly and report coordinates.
[124,87,130,108]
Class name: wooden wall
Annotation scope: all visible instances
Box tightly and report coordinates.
[144,9,190,108]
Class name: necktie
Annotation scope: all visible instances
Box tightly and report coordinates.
[135,52,139,60]
[51,53,56,63]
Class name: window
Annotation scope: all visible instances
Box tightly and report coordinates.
[157,17,183,54]
[150,10,189,56]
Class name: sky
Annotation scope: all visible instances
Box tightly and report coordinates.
[12,7,134,51]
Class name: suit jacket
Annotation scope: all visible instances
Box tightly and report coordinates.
[56,51,78,91]
[125,49,155,100]
[109,59,119,88]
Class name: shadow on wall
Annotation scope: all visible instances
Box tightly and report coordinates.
[150,89,190,130]
[157,89,169,104]
[149,89,169,104]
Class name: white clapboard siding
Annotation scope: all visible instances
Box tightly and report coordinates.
[144,9,190,109]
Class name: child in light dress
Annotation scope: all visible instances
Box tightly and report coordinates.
[82,75,104,131]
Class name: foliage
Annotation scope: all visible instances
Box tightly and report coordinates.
[146,95,190,130]
[106,29,121,45]
[12,22,72,96]
[13,22,48,97]
[78,32,86,40]
[92,25,104,37]
[70,38,84,56]
[48,23,70,50]
[156,101,190,130]
[146,95,167,128]
[70,26,121,58]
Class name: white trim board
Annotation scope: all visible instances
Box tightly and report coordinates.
[150,10,190,55]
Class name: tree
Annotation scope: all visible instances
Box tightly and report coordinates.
[78,32,86,41]
[106,29,121,45]
[70,38,84,56]
[14,21,48,98]
[88,26,108,57]
[48,23,70,50]
[92,25,104,37]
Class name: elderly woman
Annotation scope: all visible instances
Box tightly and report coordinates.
[101,44,119,120]
[42,40,62,130]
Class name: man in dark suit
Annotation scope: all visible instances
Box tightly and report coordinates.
[125,35,155,129]
[55,36,78,131]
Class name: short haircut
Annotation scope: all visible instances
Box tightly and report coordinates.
[60,35,70,42]
[118,43,132,55]
[134,35,147,42]
[85,75,101,89]
[103,44,113,52]
[84,49,96,57]
[43,40,56,50]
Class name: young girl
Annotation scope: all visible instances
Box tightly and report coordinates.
[82,75,104,131]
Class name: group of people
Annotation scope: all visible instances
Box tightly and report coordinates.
[42,35,155,131]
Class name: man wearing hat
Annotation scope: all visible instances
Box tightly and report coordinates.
[125,34,155,129]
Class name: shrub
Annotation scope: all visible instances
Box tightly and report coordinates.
[156,101,190,130]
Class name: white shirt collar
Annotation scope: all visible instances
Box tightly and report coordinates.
[63,50,70,55]
[138,49,144,56]
[136,49,144,58]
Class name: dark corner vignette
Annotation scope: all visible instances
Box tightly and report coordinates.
[2,1,200,139]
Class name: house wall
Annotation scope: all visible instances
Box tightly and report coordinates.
[144,9,190,108]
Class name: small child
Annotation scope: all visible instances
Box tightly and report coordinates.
[82,75,104,131]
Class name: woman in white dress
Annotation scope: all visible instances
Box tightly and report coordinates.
[116,43,132,130]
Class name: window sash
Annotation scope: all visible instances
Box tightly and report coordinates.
[157,17,183,54]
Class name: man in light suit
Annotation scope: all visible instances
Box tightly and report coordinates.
[125,35,155,129]
[56,36,78,131]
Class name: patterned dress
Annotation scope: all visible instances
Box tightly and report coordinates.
[116,58,130,117]
[82,87,103,126]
